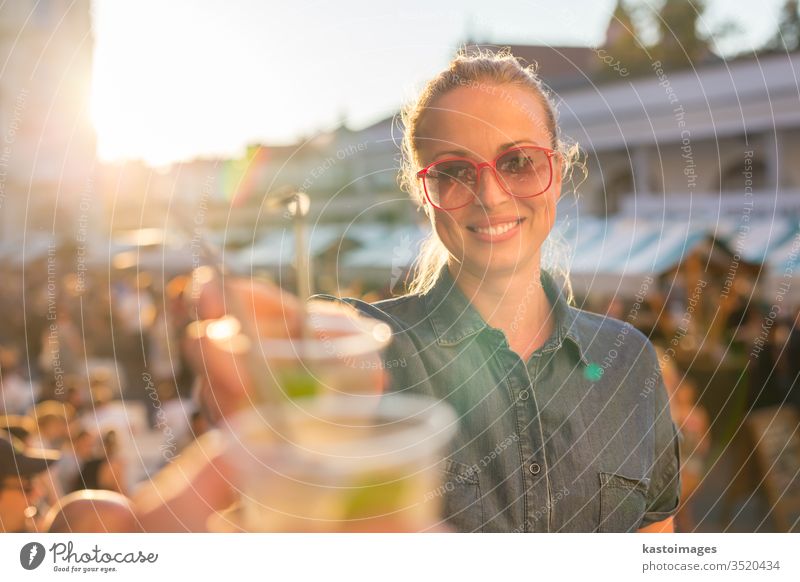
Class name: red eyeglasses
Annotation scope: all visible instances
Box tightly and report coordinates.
[416,145,557,211]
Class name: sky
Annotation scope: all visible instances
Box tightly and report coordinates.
[89,0,789,167]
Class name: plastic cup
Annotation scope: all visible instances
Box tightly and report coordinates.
[221,393,457,532]
[259,301,393,399]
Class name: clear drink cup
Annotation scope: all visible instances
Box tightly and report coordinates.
[258,301,393,399]
[220,393,457,532]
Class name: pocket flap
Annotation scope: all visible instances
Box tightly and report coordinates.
[442,459,480,484]
[599,471,650,493]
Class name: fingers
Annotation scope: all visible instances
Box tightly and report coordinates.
[185,319,253,422]
[186,272,301,421]
[184,269,389,421]
[195,275,302,337]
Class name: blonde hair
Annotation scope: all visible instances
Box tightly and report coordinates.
[398,47,584,302]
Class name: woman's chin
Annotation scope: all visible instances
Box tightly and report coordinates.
[456,253,538,280]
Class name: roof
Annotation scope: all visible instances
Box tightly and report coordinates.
[463,42,597,90]
[556,50,800,150]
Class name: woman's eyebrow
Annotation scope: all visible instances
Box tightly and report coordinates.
[428,140,542,161]
[430,148,470,159]
[496,140,539,151]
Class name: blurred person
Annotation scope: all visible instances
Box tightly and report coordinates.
[30,400,74,451]
[0,414,35,445]
[643,287,669,342]
[36,375,60,404]
[0,430,59,532]
[0,277,22,347]
[0,346,37,415]
[80,381,118,431]
[29,400,75,506]
[112,274,156,399]
[761,316,791,408]
[724,294,744,327]
[786,306,800,411]
[57,429,96,494]
[82,284,115,359]
[772,315,800,410]
[739,305,782,409]
[38,306,85,378]
[149,300,182,386]
[64,381,88,417]
[88,367,120,399]
[72,430,128,495]
[79,380,142,477]
[656,347,710,532]
[166,275,197,398]
[151,380,190,444]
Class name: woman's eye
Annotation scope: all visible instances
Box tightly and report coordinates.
[500,154,534,173]
[435,164,474,183]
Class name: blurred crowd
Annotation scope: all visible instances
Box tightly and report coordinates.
[589,286,800,532]
[3,265,799,532]
[0,269,208,532]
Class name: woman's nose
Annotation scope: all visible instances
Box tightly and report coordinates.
[473,166,509,209]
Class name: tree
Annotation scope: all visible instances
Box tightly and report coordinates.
[652,0,711,69]
[599,0,717,78]
[599,0,652,78]
[765,0,800,52]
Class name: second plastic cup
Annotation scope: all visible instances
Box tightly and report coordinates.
[221,393,457,532]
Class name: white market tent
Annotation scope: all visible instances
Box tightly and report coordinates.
[230,223,344,270]
[228,223,429,285]
[555,216,800,302]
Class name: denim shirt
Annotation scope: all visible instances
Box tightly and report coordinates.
[316,267,680,532]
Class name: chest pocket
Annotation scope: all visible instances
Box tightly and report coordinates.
[598,472,650,532]
[439,459,484,533]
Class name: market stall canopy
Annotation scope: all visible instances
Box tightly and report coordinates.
[556,216,800,301]
[342,224,428,270]
[91,228,199,275]
[230,223,345,270]
[230,223,427,266]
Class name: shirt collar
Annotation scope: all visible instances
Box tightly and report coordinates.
[424,266,591,365]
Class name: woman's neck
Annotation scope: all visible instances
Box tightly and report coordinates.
[448,259,555,360]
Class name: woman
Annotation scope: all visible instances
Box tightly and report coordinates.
[136,50,680,533]
[72,430,128,496]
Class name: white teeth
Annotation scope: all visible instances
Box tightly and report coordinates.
[472,220,519,236]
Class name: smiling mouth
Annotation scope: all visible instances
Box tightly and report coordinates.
[466,218,525,236]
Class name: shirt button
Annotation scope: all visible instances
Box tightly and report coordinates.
[529,462,541,475]
[518,390,530,401]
